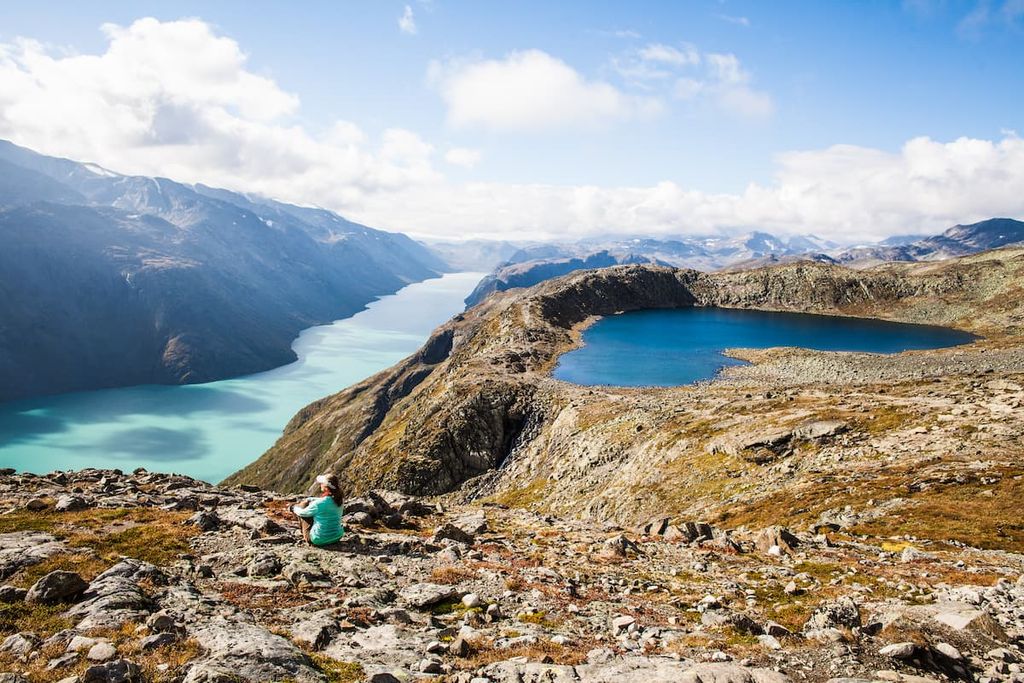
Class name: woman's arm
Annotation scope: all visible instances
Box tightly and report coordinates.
[292,498,317,517]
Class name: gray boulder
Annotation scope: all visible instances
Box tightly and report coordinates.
[182,619,324,683]
[803,597,861,632]
[0,632,39,659]
[25,570,88,604]
[0,532,69,581]
[55,494,88,512]
[290,610,340,651]
[398,583,457,610]
[248,552,282,578]
[186,510,220,531]
[67,561,159,629]
[282,560,330,588]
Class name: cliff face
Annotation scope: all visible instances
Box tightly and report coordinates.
[228,249,1024,532]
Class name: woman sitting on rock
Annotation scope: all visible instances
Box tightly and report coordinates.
[292,473,344,546]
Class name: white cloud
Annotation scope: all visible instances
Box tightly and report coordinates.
[716,14,751,27]
[444,147,482,168]
[0,17,439,208]
[398,5,417,35]
[956,0,1024,37]
[0,19,1020,245]
[637,43,701,67]
[363,134,1024,242]
[613,43,774,119]
[429,50,662,131]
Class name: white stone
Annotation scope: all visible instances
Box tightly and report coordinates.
[879,642,916,658]
[87,641,117,662]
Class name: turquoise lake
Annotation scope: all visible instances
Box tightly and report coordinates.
[0,272,482,483]
[553,307,977,387]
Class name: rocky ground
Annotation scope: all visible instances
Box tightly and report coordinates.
[2,468,1024,683]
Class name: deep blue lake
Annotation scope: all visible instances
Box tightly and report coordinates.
[553,307,977,387]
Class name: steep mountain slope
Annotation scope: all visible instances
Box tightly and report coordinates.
[0,141,445,402]
[229,248,1024,542]
[834,217,1024,267]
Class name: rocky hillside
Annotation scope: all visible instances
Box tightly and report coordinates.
[0,140,446,402]
[2,468,1023,683]
[229,249,1024,555]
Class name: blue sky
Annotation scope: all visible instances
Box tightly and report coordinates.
[0,1,1022,240]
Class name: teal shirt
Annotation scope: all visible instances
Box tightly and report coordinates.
[294,496,344,545]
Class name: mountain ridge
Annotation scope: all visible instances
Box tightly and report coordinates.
[459,218,1024,308]
[0,140,447,402]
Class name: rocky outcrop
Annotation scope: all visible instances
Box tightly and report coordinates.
[464,250,662,308]
[229,249,1024,527]
[1,468,1024,682]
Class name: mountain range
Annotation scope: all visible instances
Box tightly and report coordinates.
[0,141,446,402]
[461,219,1024,307]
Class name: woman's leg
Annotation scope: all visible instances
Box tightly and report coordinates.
[295,514,312,544]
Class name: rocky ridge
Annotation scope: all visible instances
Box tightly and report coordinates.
[2,468,1024,682]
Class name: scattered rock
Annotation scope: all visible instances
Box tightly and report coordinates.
[186,510,220,531]
[0,585,27,603]
[432,522,475,545]
[81,660,142,683]
[755,527,801,555]
[139,632,177,650]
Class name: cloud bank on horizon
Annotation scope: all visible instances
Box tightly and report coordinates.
[0,15,1022,243]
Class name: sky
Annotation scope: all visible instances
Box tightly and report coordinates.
[0,1,1022,243]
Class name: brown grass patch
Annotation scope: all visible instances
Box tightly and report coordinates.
[0,506,199,567]
[216,581,317,610]
[309,653,364,683]
[458,636,592,669]
[850,468,1024,552]
[9,552,110,589]
[430,565,478,585]
[0,601,72,637]
[714,465,1024,553]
